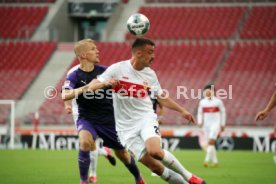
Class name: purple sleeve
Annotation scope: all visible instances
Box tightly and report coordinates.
[62,71,77,90]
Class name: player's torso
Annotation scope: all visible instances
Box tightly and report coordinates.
[201,97,221,127]
[112,61,157,129]
[74,66,115,124]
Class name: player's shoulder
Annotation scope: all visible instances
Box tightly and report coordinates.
[66,64,80,80]
[67,64,80,75]
[95,64,108,71]
[108,60,130,70]
[118,60,130,66]
[213,96,223,103]
[200,98,207,104]
[145,66,156,74]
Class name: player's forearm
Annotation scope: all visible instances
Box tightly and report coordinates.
[158,105,165,117]
[197,113,202,126]
[62,87,87,101]
[158,96,188,114]
[64,100,72,105]
[264,91,276,113]
[87,79,110,91]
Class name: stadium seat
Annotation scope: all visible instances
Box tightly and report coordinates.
[215,42,276,126]
[0,6,48,39]
[241,6,276,39]
[126,6,245,40]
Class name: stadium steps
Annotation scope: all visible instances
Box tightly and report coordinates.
[233,6,251,40]
[31,0,71,42]
[15,46,75,120]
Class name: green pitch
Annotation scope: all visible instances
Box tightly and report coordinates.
[0,150,275,184]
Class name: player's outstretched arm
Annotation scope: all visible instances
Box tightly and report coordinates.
[157,94,196,124]
[87,79,119,91]
[255,91,276,121]
[61,86,87,101]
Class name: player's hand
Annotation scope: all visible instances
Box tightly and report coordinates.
[220,126,225,132]
[198,123,203,128]
[105,79,119,88]
[65,105,72,114]
[181,111,196,124]
[255,110,269,121]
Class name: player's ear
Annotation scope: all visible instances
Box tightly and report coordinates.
[79,52,86,59]
[136,48,143,57]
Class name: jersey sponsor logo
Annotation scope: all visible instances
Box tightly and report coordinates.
[112,80,150,98]
[80,80,87,85]
[203,107,219,113]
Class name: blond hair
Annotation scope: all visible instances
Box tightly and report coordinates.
[74,39,95,57]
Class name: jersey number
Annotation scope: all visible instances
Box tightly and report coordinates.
[154,125,160,135]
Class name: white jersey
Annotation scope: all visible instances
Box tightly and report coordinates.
[98,60,163,131]
[197,96,226,128]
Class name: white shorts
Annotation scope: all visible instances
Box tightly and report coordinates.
[117,117,161,161]
[203,125,220,140]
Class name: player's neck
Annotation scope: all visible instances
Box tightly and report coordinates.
[130,58,144,71]
[80,61,94,72]
[207,96,214,100]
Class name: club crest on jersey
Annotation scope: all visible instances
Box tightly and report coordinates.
[143,81,149,90]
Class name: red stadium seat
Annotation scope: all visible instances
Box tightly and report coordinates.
[0,6,48,39]
[215,42,276,126]
[126,6,245,40]
[241,6,276,39]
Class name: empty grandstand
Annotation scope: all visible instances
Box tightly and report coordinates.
[0,0,275,132]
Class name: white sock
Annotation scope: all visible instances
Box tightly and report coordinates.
[161,167,189,184]
[210,145,218,164]
[205,145,212,163]
[161,149,192,180]
[98,147,108,156]
[89,150,98,177]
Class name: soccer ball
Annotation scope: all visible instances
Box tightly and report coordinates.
[127,13,150,36]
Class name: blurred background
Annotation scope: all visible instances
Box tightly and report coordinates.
[0,0,275,151]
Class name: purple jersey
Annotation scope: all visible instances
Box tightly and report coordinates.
[64,65,115,125]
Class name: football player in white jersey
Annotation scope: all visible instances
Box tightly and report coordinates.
[62,39,145,184]
[197,84,226,167]
[88,38,206,184]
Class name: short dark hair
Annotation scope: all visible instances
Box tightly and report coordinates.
[131,38,155,53]
[203,84,215,91]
